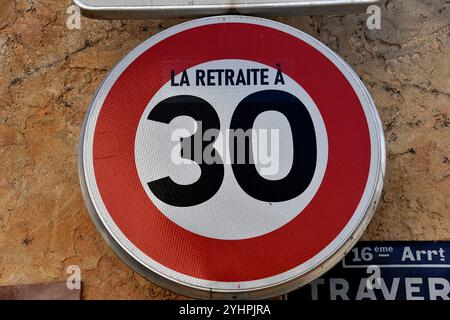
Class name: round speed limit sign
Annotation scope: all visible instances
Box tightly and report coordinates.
[79,16,385,299]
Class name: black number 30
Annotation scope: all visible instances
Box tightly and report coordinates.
[147,90,317,207]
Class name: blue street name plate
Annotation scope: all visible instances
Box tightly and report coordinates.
[288,241,450,300]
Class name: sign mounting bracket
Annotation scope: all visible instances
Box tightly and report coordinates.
[74,0,382,19]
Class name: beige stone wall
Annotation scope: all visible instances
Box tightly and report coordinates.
[0,0,449,299]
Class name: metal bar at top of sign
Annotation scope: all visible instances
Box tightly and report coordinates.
[74,0,382,19]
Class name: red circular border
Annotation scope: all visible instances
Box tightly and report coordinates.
[92,22,371,282]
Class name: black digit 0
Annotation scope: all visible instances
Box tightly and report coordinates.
[147,95,224,207]
[229,90,317,202]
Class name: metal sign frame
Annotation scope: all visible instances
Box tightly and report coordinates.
[78,15,385,299]
[74,0,382,19]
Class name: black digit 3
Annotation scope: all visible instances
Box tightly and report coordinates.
[147,95,224,207]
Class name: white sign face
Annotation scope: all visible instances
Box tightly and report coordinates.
[135,59,328,240]
[79,16,385,299]
[74,0,381,18]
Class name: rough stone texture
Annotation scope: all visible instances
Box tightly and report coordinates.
[0,0,449,299]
